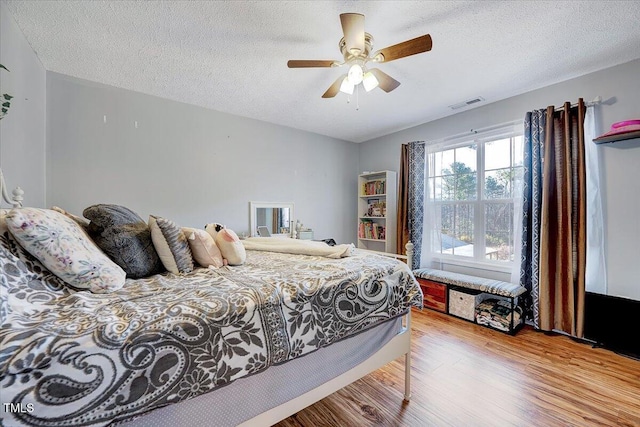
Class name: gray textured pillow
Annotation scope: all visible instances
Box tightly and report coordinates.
[83,204,164,278]
[84,204,143,230]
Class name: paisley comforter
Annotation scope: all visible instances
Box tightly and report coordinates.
[0,227,422,427]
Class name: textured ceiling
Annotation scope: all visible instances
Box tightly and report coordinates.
[5,1,640,143]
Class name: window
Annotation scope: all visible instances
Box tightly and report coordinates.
[427,132,523,266]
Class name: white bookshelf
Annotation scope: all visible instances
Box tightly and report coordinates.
[357,171,397,253]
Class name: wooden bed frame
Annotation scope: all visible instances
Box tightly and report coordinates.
[0,168,416,426]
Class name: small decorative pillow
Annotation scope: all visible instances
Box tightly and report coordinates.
[149,215,194,274]
[182,227,224,268]
[204,222,225,241]
[83,204,164,278]
[5,208,126,293]
[215,228,246,266]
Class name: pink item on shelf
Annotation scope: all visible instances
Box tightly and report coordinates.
[596,119,640,138]
[611,120,640,128]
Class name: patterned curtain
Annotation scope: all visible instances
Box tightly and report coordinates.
[520,109,545,324]
[397,141,425,266]
[520,100,587,337]
[407,141,425,270]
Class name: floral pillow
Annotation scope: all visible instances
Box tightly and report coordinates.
[1,211,70,325]
[5,208,126,293]
[51,206,90,230]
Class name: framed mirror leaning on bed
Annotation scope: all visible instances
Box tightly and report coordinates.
[249,201,294,237]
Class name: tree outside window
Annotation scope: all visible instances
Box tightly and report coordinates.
[428,135,523,264]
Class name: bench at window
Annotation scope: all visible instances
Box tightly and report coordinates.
[413,268,527,334]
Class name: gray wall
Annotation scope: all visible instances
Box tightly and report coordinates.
[0,1,46,207]
[5,0,639,300]
[46,73,358,244]
[359,59,640,301]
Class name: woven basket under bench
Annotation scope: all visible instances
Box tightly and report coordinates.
[413,268,528,335]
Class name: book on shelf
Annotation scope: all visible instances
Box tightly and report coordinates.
[361,179,386,196]
[358,219,386,240]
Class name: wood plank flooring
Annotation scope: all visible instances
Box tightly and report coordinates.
[275,308,640,427]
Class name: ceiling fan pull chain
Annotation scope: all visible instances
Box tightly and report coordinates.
[356,84,360,110]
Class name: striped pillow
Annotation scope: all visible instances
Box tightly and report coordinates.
[149,215,194,274]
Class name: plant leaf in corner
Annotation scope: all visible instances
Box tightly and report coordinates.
[0,64,9,71]
[3,94,13,100]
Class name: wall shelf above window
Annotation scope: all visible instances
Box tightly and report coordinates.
[593,130,640,144]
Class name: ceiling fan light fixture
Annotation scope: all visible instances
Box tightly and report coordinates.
[362,71,379,92]
[347,64,364,85]
[339,77,355,94]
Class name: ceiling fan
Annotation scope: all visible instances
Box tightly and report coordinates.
[287,13,433,98]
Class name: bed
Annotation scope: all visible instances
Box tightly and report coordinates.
[0,177,422,426]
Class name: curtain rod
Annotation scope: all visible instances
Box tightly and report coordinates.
[553,96,602,111]
[440,119,522,143]
[426,96,602,146]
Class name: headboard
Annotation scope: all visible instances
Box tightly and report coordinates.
[0,167,24,208]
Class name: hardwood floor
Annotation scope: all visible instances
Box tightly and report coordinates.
[275,308,640,427]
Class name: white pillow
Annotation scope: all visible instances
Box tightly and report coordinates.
[5,208,126,293]
[215,229,246,266]
[149,215,194,274]
[182,227,224,268]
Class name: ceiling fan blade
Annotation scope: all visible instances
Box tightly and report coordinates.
[372,34,432,63]
[287,60,337,68]
[340,13,365,55]
[322,75,347,98]
[368,68,401,93]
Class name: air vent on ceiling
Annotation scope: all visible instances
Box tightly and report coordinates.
[449,97,485,110]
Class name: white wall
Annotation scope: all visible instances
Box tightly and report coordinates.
[46,73,359,244]
[0,2,46,207]
[359,59,640,301]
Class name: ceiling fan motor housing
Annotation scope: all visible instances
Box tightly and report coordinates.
[339,33,374,64]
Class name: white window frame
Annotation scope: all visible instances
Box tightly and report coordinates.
[425,124,523,274]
